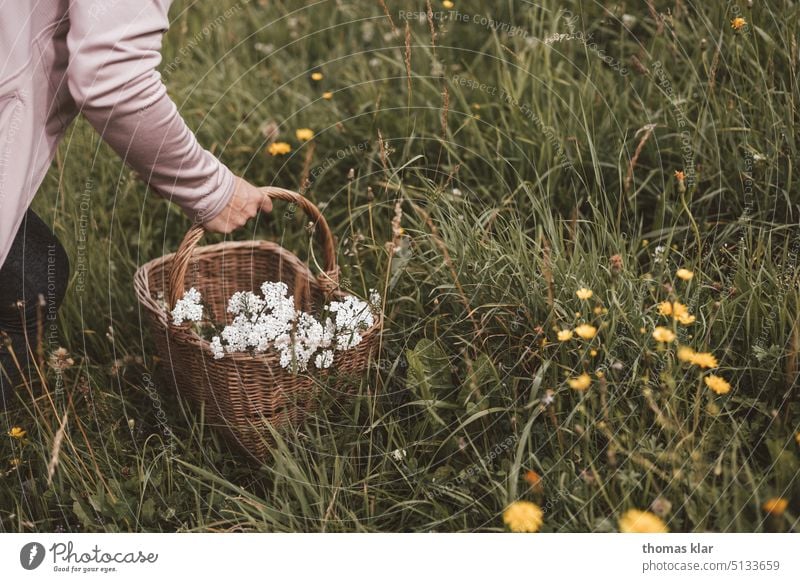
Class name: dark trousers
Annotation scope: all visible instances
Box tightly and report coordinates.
[0,209,70,407]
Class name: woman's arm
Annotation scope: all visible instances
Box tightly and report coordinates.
[66,0,268,229]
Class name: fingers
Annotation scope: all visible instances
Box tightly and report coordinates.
[260,191,273,213]
[202,180,273,233]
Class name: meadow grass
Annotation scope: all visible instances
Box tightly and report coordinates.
[1,0,798,532]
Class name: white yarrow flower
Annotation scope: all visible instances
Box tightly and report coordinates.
[185,281,379,373]
[390,448,407,461]
[171,287,204,325]
[315,349,334,369]
[210,336,225,359]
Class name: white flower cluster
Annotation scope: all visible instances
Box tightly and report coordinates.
[170,287,203,325]
[171,282,380,373]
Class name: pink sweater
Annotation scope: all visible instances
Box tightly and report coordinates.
[0,1,236,268]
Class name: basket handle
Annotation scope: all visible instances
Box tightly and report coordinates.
[167,186,339,308]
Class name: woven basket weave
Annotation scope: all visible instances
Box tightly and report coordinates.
[133,187,381,462]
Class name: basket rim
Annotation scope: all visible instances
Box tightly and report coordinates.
[133,238,383,363]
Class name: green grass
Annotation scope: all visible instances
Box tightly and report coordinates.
[1,0,798,532]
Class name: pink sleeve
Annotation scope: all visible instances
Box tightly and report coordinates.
[66,0,235,223]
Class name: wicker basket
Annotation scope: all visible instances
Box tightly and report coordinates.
[133,187,381,462]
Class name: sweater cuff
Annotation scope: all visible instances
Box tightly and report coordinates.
[189,162,236,224]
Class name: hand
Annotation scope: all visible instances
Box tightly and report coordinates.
[202,176,273,233]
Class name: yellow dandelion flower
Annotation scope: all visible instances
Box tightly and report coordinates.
[575,324,597,340]
[676,268,694,281]
[619,509,669,533]
[658,301,673,316]
[503,501,543,533]
[762,497,788,516]
[10,458,21,468]
[652,327,676,343]
[557,329,573,342]
[595,370,604,378]
[295,128,314,141]
[443,0,455,8]
[677,346,696,363]
[267,142,292,156]
[8,426,26,439]
[705,374,731,395]
[590,349,598,357]
[672,302,689,318]
[677,312,696,325]
[691,352,718,369]
[568,373,592,391]
[639,327,647,334]
[321,91,334,100]
[731,17,747,30]
[593,306,603,315]
[310,72,324,81]
[576,288,593,300]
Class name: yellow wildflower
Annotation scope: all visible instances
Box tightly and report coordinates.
[677,347,718,369]
[322,91,334,100]
[705,374,731,395]
[443,0,455,8]
[652,327,676,343]
[557,329,573,342]
[576,288,593,300]
[575,324,597,340]
[310,72,324,81]
[658,301,673,316]
[731,17,747,30]
[676,268,694,281]
[619,509,669,533]
[677,312,696,325]
[503,501,543,533]
[568,373,592,391]
[10,458,21,468]
[7,426,26,439]
[691,352,718,369]
[796,432,800,446]
[295,128,314,141]
[590,349,598,357]
[267,142,292,156]
[762,497,788,516]
[672,302,689,318]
